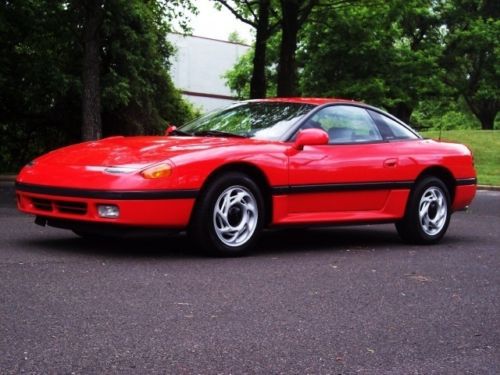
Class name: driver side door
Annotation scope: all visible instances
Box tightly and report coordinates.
[287,105,401,217]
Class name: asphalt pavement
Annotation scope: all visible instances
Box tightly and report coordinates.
[1,182,499,374]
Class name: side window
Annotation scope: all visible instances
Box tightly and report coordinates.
[368,110,418,140]
[298,105,383,144]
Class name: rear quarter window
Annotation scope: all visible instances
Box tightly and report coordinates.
[368,110,419,140]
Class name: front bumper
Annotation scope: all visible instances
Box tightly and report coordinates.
[16,182,196,228]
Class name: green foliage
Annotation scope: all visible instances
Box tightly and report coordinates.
[100,0,196,135]
[421,130,500,185]
[0,0,81,172]
[411,99,485,130]
[440,0,500,129]
[227,31,248,45]
[224,32,279,99]
[299,0,448,123]
[224,0,498,129]
[0,0,197,173]
[300,4,393,102]
[224,49,254,99]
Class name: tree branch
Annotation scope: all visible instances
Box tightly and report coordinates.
[298,0,320,27]
[242,0,258,21]
[212,0,257,28]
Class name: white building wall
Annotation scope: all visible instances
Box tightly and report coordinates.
[168,33,250,112]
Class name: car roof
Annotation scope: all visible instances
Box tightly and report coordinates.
[246,97,360,106]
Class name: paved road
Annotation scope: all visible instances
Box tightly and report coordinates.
[1,183,499,374]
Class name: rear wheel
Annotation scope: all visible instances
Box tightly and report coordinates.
[189,172,264,256]
[396,176,451,244]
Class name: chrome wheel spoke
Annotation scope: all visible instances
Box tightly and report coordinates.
[431,210,446,224]
[220,194,231,215]
[218,225,234,233]
[215,208,229,227]
[419,201,430,219]
[213,185,259,247]
[418,186,448,236]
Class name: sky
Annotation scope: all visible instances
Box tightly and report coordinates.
[188,0,254,44]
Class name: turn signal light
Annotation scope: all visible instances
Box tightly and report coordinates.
[141,163,172,179]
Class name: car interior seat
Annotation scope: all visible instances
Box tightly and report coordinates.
[301,119,324,130]
[328,127,353,143]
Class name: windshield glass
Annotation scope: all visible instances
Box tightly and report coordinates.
[180,102,314,140]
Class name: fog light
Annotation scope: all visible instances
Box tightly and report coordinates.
[97,204,120,218]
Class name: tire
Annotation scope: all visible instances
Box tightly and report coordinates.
[189,172,264,256]
[396,176,451,244]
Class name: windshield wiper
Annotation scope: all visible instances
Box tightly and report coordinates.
[169,128,192,136]
[194,130,247,138]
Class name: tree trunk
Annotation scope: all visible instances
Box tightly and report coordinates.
[465,97,497,130]
[478,114,495,130]
[250,0,270,99]
[81,0,103,141]
[277,0,300,97]
[387,102,413,125]
[474,108,496,130]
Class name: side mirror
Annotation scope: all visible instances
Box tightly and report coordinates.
[292,128,329,150]
[165,125,177,136]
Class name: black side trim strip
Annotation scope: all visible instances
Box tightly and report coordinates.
[271,181,414,195]
[456,178,477,186]
[15,182,198,200]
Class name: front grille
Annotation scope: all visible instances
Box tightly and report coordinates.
[30,197,87,215]
[32,198,52,211]
[55,201,87,215]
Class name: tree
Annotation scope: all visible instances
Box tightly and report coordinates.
[276,0,318,97]
[98,0,196,135]
[224,49,254,99]
[215,0,279,99]
[0,0,81,171]
[80,0,104,141]
[441,0,500,130]
[383,0,447,123]
[222,0,497,128]
[228,30,248,44]
[76,0,197,139]
[251,0,272,98]
[0,0,197,172]
[217,0,323,98]
[299,0,446,124]
[224,32,280,98]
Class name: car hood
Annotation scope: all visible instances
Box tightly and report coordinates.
[36,136,268,168]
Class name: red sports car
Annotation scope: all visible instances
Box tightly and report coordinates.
[16,98,476,255]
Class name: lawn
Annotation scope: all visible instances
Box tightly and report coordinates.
[420,130,500,186]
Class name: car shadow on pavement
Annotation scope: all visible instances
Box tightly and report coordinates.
[18,233,203,259]
[256,225,403,255]
[14,223,447,259]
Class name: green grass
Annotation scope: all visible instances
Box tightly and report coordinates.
[420,130,500,186]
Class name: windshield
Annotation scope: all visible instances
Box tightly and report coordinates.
[180,102,314,140]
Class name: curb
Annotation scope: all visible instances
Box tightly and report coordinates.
[0,175,16,182]
[477,185,500,192]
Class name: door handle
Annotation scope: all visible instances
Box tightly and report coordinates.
[383,158,398,167]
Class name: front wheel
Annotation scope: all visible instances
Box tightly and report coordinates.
[396,176,451,244]
[189,172,264,256]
